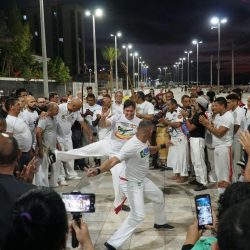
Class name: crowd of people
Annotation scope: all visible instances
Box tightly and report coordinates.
[0,85,250,249]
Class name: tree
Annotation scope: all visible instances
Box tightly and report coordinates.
[48,57,71,93]
[102,46,121,90]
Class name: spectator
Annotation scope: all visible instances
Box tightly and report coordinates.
[135,91,154,120]
[15,88,28,98]
[49,92,59,103]
[5,98,33,170]
[185,96,208,191]
[36,97,47,114]
[36,102,61,187]
[87,86,93,94]
[112,91,123,116]
[0,96,8,119]
[0,117,6,132]
[199,97,234,194]
[3,188,94,250]
[226,93,246,181]
[0,133,35,247]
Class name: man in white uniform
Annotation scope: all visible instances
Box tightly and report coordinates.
[5,97,32,170]
[20,95,39,150]
[87,120,174,250]
[111,91,123,116]
[226,93,246,181]
[56,100,141,210]
[36,102,60,187]
[57,98,90,185]
[159,99,189,183]
[135,91,154,120]
[200,97,234,193]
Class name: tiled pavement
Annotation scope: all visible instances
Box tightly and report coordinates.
[56,167,218,250]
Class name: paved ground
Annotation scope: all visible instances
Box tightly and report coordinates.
[57,167,218,250]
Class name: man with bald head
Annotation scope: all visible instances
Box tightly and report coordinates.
[56,98,91,185]
[20,95,39,151]
[0,133,35,247]
[36,102,60,187]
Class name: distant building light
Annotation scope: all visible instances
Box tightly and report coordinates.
[59,38,64,42]
[23,15,27,20]
[53,11,57,16]
[34,31,38,36]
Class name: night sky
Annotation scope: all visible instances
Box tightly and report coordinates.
[82,0,250,84]
[2,0,250,84]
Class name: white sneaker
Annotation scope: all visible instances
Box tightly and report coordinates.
[59,180,68,186]
[67,176,81,180]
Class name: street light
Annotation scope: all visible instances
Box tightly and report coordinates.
[122,44,132,91]
[85,8,103,91]
[210,16,228,93]
[130,52,138,88]
[184,50,192,87]
[39,0,49,97]
[192,39,203,86]
[179,57,186,85]
[110,31,122,90]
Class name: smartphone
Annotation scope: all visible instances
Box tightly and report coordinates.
[62,193,95,213]
[195,194,213,230]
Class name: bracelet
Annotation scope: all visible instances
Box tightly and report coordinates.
[96,167,101,175]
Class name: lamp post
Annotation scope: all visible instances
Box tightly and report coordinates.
[136,56,141,88]
[122,44,132,91]
[210,16,228,93]
[130,52,138,88]
[110,31,122,90]
[145,65,148,85]
[85,8,103,91]
[184,50,192,87]
[39,0,49,97]
[173,65,177,83]
[192,39,203,86]
[179,57,186,85]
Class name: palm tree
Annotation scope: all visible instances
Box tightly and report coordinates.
[102,46,120,90]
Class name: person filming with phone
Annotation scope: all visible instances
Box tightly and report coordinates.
[2,188,94,250]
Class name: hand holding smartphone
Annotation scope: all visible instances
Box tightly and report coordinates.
[195,194,213,230]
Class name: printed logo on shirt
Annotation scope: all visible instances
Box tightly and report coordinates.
[140,147,149,158]
[115,122,137,140]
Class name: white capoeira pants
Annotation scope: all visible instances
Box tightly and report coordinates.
[190,137,208,185]
[214,146,233,193]
[56,139,126,207]
[34,150,60,187]
[232,138,243,182]
[206,146,217,183]
[107,178,167,248]
[57,137,79,181]
[167,136,189,176]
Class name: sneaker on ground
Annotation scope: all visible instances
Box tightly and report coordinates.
[121,204,130,212]
[67,176,81,180]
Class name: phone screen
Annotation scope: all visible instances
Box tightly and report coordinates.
[195,194,213,229]
[62,193,95,213]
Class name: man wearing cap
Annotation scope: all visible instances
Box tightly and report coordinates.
[185,96,208,191]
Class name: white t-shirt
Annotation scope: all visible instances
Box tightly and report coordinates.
[107,114,141,152]
[116,135,149,182]
[165,109,184,139]
[21,109,39,146]
[232,106,246,139]
[111,102,123,116]
[245,108,250,129]
[136,101,154,115]
[212,111,234,147]
[6,115,32,152]
[37,117,57,149]
[93,109,112,140]
[56,103,83,139]
[82,103,102,125]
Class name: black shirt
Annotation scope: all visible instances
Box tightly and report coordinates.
[189,112,206,138]
[0,174,35,247]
